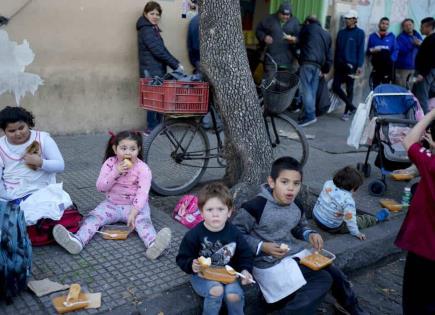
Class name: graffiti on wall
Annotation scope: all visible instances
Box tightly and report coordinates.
[0,30,43,104]
[357,0,435,34]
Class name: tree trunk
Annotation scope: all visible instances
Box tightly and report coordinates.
[198,0,272,188]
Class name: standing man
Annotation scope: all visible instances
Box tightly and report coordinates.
[332,10,365,121]
[187,0,200,73]
[413,17,435,114]
[367,17,398,88]
[297,16,333,127]
[395,18,423,87]
[256,2,300,78]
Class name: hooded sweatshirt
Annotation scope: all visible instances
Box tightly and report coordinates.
[136,16,179,77]
[231,184,316,269]
[255,5,300,67]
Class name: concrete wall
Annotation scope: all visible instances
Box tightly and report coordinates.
[0,0,191,134]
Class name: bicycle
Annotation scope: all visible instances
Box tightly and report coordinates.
[140,69,309,196]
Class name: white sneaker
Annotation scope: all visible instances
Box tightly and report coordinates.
[53,224,83,255]
[145,227,172,260]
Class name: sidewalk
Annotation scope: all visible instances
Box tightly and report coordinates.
[0,111,407,315]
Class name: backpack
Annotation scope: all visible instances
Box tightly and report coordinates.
[0,201,32,304]
[27,204,82,246]
[172,195,203,229]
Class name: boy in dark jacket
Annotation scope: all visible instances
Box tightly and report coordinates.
[176,183,254,315]
[232,157,368,315]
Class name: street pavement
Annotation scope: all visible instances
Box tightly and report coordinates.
[0,108,410,314]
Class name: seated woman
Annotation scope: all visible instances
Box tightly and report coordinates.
[0,106,77,243]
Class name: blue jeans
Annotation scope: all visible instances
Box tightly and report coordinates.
[299,64,320,121]
[190,274,245,315]
[146,111,162,131]
[413,68,435,114]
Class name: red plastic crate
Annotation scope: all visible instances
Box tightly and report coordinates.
[139,79,209,114]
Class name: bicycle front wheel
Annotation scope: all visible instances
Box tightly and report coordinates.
[264,113,309,166]
[143,120,210,196]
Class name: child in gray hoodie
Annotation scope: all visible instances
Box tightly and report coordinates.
[232,156,368,315]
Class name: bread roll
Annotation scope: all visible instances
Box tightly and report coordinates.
[280,243,289,251]
[198,256,211,268]
[66,283,81,303]
[25,140,40,155]
[123,158,133,169]
[25,141,41,170]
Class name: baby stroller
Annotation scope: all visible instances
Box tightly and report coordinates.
[355,84,419,196]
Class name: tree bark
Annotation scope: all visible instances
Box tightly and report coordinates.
[198,0,272,188]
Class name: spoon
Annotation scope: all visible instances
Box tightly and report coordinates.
[96,231,118,238]
[63,300,89,307]
[225,265,256,283]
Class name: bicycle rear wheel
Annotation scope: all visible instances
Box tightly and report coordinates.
[264,113,309,166]
[143,119,210,196]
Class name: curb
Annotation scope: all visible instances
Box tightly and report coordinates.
[107,214,405,315]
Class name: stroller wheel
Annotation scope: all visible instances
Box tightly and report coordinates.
[357,162,371,178]
[368,179,386,196]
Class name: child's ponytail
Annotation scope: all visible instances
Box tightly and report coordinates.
[103,130,144,163]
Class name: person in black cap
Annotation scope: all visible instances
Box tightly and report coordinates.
[255,2,301,78]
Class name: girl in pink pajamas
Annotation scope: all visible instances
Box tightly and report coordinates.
[53,130,171,260]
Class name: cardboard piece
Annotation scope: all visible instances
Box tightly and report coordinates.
[27,278,69,297]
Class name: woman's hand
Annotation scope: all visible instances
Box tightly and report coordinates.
[23,153,43,169]
[240,270,254,285]
[309,233,324,250]
[127,207,139,228]
[261,242,288,258]
[192,259,201,273]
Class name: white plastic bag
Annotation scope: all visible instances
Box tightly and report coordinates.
[347,102,370,149]
[20,183,72,225]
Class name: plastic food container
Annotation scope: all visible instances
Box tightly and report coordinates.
[390,173,414,181]
[300,249,336,271]
[379,198,402,212]
[100,225,132,240]
[199,266,237,284]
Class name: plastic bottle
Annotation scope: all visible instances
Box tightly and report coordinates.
[401,187,411,211]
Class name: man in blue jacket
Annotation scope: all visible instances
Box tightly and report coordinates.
[395,18,423,87]
[332,10,365,121]
[367,17,398,88]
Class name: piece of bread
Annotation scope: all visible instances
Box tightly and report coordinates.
[280,243,289,251]
[66,283,81,303]
[123,158,133,169]
[198,256,211,268]
[25,141,41,170]
[25,140,40,155]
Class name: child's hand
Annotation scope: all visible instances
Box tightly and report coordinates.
[23,153,43,169]
[192,259,201,273]
[127,207,139,228]
[116,160,130,174]
[240,270,254,285]
[356,233,366,240]
[261,242,288,258]
[309,233,324,250]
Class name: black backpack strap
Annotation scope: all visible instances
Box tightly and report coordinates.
[240,196,268,224]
